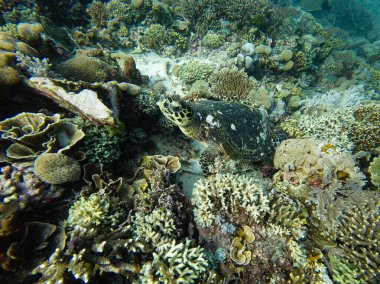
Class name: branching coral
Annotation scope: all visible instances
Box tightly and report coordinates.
[133,207,176,248]
[336,204,380,282]
[192,172,271,228]
[209,67,253,102]
[149,238,209,283]
[369,156,380,187]
[178,61,213,85]
[349,103,380,153]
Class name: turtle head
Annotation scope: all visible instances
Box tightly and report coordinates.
[158,97,194,127]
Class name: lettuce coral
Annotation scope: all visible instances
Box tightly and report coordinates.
[0,112,84,163]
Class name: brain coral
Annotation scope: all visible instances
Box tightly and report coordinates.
[54,56,121,83]
[33,152,81,184]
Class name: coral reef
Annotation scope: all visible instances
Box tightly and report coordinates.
[0,165,65,219]
[54,55,122,83]
[336,204,380,282]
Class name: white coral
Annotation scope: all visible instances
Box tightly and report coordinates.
[192,172,270,227]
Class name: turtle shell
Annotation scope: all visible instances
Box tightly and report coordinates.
[189,100,272,161]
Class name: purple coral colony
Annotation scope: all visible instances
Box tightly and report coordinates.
[0,0,379,283]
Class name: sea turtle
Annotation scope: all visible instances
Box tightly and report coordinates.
[158,97,274,161]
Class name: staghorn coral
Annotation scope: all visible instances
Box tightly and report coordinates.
[67,193,122,229]
[328,254,361,284]
[0,112,84,163]
[273,139,366,191]
[133,207,176,248]
[192,172,271,228]
[33,153,81,185]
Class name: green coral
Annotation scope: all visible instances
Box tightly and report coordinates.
[329,255,361,284]
[33,153,81,185]
[80,121,126,165]
[141,23,187,53]
[202,32,224,49]
[178,61,213,85]
[369,156,380,187]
